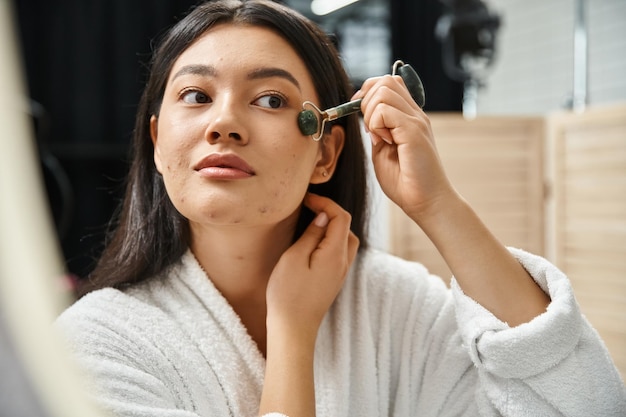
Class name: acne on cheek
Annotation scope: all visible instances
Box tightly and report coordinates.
[162,156,185,172]
[273,180,287,199]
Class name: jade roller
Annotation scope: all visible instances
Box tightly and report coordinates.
[298,60,426,141]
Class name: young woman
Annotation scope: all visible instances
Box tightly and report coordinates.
[57,1,626,416]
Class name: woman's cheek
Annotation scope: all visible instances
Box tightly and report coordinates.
[258,170,306,217]
[161,170,189,213]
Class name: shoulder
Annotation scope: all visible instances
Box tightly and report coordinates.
[58,286,149,323]
[55,273,205,388]
[58,260,178,325]
[57,287,133,328]
[55,286,164,349]
[55,259,188,354]
[57,251,200,330]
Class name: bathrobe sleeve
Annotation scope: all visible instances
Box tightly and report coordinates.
[451,247,626,416]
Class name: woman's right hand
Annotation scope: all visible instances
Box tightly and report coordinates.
[266,192,359,333]
[260,193,358,417]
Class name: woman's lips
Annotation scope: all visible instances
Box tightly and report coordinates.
[194,153,255,179]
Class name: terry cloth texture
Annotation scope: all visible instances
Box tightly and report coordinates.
[56,248,626,416]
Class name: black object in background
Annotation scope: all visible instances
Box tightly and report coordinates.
[16,0,198,279]
[390,0,464,111]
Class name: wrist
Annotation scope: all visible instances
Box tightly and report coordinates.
[261,316,317,417]
[405,187,465,229]
[266,313,319,352]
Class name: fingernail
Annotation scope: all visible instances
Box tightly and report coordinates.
[314,211,329,227]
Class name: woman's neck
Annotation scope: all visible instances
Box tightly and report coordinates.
[189,219,296,303]
[189,218,297,358]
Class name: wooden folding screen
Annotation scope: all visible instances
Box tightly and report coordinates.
[547,105,626,380]
[388,114,545,283]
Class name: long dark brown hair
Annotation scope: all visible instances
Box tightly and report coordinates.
[79,0,369,296]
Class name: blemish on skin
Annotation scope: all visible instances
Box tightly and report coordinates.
[258,206,268,214]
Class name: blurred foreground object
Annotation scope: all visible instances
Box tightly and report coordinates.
[0,1,108,416]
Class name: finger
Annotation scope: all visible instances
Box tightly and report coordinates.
[361,85,418,128]
[285,193,348,260]
[361,85,425,147]
[302,193,352,252]
[360,75,420,113]
[366,103,410,146]
[369,131,390,146]
[346,232,360,265]
[390,75,421,112]
[353,75,385,100]
[287,210,329,262]
[303,193,349,221]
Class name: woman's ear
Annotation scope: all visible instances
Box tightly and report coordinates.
[310,125,345,184]
[150,115,163,174]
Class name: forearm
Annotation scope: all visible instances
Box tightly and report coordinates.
[413,192,550,327]
[259,317,317,417]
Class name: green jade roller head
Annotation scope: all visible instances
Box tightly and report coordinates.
[298,60,426,141]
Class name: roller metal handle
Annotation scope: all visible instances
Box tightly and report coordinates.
[326,98,363,121]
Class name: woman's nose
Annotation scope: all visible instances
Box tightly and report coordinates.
[205,97,248,145]
[208,130,243,142]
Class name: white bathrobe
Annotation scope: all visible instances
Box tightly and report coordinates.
[56,248,626,416]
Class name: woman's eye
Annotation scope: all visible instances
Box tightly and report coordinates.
[181,90,210,104]
[254,94,286,109]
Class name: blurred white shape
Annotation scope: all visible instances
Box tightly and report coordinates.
[311,0,359,16]
[0,1,109,416]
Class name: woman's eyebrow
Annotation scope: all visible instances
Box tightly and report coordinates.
[172,64,216,80]
[247,67,301,91]
[171,64,301,92]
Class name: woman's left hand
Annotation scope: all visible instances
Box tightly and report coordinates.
[355,75,456,222]
[356,76,551,326]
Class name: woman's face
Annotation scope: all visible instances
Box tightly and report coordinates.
[151,24,339,233]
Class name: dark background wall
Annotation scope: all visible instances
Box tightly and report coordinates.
[15,0,461,279]
[16,0,199,278]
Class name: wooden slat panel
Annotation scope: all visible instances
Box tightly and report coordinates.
[547,104,626,382]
